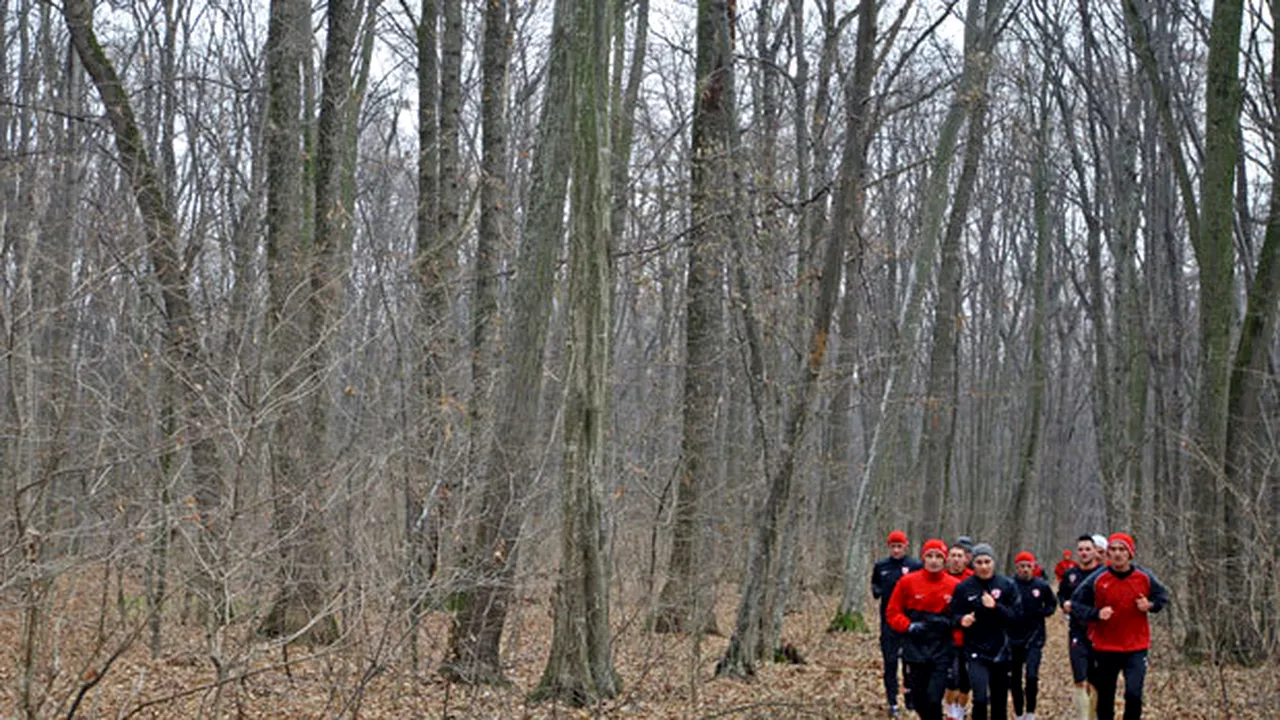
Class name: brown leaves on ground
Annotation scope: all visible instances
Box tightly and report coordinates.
[2,571,1277,718]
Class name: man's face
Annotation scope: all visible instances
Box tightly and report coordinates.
[923,549,946,572]
[973,555,995,580]
[888,542,907,559]
[1076,541,1095,565]
[1107,544,1133,570]
[1015,560,1034,580]
[948,547,967,573]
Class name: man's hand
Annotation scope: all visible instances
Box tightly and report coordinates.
[1099,606,1114,620]
[961,612,976,628]
[981,592,996,609]
[1136,595,1151,613]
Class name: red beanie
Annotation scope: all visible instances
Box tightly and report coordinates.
[887,530,908,546]
[921,538,948,558]
[1108,532,1135,556]
[1015,551,1036,565]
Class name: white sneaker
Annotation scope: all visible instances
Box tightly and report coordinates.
[1026,714,1036,720]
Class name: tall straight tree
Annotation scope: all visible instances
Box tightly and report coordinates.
[826,0,879,629]
[407,0,441,618]
[258,0,362,641]
[1219,0,1280,662]
[443,0,570,684]
[652,0,732,636]
[1005,65,1051,566]
[531,0,619,702]
[1124,0,1244,659]
[467,0,509,473]
[411,0,465,609]
[917,0,998,538]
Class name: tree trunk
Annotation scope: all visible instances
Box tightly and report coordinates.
[467,0,510,479]
[917,16,994,539]
[258,0,338,645]
[442,0,570,684]
[531,0,619,702]
[608,0,648,249]
[1219,0,1280,663]
[1006,80,1049,566]
[652,0,733,636]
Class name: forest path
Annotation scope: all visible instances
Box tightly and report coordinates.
[3,577,1277,717]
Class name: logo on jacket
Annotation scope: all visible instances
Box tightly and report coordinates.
[1032,589,1040,597]
[902,567,910,575]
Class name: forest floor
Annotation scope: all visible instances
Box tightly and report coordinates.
[2,571,1278,718]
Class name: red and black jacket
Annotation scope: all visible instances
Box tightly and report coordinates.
[1070,564,1169,653]
[886,568,961,664]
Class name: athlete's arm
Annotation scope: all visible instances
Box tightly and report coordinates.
[1070,573,1101,622]
[885,576,912,633]
[1039,581,1058,617]
[1143,566,1170,613]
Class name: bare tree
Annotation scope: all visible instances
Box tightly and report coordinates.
[651,0,733,637]
[531,0,619,702]
[442,0,566,685]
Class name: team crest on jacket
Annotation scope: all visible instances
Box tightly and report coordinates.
[991,589,1002,599]
[902,567,910,574]
[943,593,952,602]
[1032,589,1040,597]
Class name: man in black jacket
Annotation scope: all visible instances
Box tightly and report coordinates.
[950,543,1020,720]
[1009,551,1057,720]
[1060,533,1106,719]
[872,530,924,717]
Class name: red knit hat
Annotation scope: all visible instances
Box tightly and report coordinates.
[1015,551,1036,565]
[921,538,948,558]
[1108,532,1135,556]
[887,530,908,546]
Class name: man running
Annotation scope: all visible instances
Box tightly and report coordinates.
[943,541,975,718]
[1058,533,1105,719]
[872,530,924,717]
[950,543,1020,720]
[1071,533,1168,720]
[1009,551,1057,720]
[1054,549,1077,584]
[886,539,961,720]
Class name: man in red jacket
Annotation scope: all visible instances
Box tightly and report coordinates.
[886,539,961,720]
[1054,548,1077,583]
[1070,533,1169,720]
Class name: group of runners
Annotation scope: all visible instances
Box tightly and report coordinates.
[872,531,1169,720]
